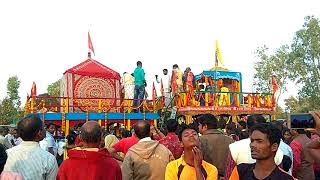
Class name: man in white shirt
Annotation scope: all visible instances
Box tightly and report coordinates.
[156,68,171,107]
[11,129,22,146]
[40,124,57,157]
[4,115,58,180]
[0,127,12,149]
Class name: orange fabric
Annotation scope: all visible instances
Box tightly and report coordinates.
[229,167,240,180]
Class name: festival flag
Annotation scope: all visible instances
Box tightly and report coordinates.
[160,79,164,97]
[215,40,224,67]
[271,75,278,93]
[31,82,37,97]
[88,32,95,55]
[171,71,177,96]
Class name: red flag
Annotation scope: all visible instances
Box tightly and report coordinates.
[271,75,278,93]
[88,32,95,55]
[152,82,157,100]
[31,82,37,97]
[160,79,164,97]
[171,71,177,96]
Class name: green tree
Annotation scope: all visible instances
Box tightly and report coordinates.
[7,76,21,108]
[289,16,320,111]
[47,79,60,97]
[284,96,310,113]
[253,45,291,105]
[0,98,17,124]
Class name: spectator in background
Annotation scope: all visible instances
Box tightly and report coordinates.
[104,134,124,164]
[165,124,218,180]
[122,121,174,180]
[11,128,23,146]
[58,121,122,180]
[198,114,234,178]
[0,127,12,149]
[109,129,139,157]
[40,124,57,157]
[4,115,58,180]
[282,128,293,145]
[157,119,184,159]
[290,128,315,179]
[238,120,249,140]
[226,122,240,141]
[229,123,294,180]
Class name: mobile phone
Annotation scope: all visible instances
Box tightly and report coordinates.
[289,113,315,129]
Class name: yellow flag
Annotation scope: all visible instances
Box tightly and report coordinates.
[215,40,224,66]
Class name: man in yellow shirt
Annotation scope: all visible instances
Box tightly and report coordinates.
[165,125,218,180]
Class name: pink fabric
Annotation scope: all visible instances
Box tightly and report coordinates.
[159,132,183,159]
[0,172,24,180]
[290,140,302,177]
[224,151,236,180]
[112,135,139,154]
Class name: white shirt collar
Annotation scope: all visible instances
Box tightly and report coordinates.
[139,137,151,142]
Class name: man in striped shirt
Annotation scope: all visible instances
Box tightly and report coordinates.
[4,115,58,180]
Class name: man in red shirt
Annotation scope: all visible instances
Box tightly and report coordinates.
[109,131,139,155]
[57,121,122,180]
[157,119,183,159]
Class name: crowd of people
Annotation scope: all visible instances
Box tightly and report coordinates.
[1,112,320,180]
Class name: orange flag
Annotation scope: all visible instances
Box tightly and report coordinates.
[271,75,278,93]
[88,32,95,55]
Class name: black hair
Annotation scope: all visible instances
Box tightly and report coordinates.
[178,123,199,141]
[137,61,142,66]
[0,144,7,173]
[0,127,5,135]
[247,115,266,130]
[226,122,238,135]
[281,155,292,173]
[163,69,168,71]
[166,119,179,132]
[282,128,291,137]
[121,129,132,138]
[66,134,76,145]
[297,129,306,134]
[46,123,56,129]
[239,130,249,140]
[251,123,281,146]
[18,115,43,141]
[173,64,179,69]
[134,121,150,139]
[197,114,218,129]
[80,123,102,144]
[239,121,247,129]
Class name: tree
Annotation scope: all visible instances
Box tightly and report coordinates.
[289,16,320,111]
[47,79,61,97]
[284,96,310,113]
[46,79,61,112]
[7,76,21,108]
[0,98,17,125]
[253,45,291,106]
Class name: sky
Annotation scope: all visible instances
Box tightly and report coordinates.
[0,0,319,108]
